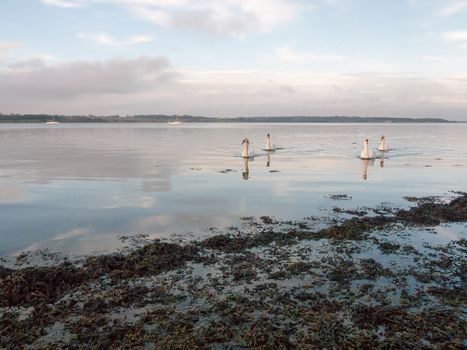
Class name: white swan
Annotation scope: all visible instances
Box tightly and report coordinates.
[360,138,376,160]
[378,135,388,151]
[263,134,276,151]
[241,138,255,158]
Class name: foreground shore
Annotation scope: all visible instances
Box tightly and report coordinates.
[1,193,466,349]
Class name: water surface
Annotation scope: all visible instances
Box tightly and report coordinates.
[0,123,466,256]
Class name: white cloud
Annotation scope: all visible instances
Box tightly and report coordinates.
[40,0,307,36]
[2,59,466,119]
[77,32,154,46]
[441,30,467,42]
[170,71,467,119]
[276,45,344,63]
[128,34,154,44]
[439,0,467,16]
[77,32,114,46]
[53,228,90,241]
[421,55,451,63]
[131,0,305,37]
[421,55,467,64]
[0,41,18,50]
[40,0,82,8]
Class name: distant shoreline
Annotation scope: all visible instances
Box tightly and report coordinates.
[0,114,460,123]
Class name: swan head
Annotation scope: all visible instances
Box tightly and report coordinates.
[267,133,270,138]
[364,138,369,144]
[381,135,385,140]
[242,138,249,145]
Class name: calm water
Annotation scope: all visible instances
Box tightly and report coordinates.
[0,123,466,257]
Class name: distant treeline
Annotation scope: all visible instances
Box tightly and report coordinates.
[0,114,455,123]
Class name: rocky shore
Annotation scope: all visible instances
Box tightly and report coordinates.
[1,193,466,349]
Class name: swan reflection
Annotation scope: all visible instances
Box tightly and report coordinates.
[380,151,385,168]
[242,157,250,180]
[361,159,375,180]
[266,153,271,167]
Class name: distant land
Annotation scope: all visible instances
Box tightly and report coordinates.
[0,114,458,123]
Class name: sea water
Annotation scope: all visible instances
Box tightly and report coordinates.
[0,122,465,256]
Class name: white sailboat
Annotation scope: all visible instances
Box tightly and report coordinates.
[45,116,60,125]
[168,116,182,125]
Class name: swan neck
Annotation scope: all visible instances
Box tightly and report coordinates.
[361,141,369,158]
[242,142,249,157]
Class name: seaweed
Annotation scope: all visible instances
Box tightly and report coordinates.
[1,192,466,348]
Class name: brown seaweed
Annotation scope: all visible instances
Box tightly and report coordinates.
[1,192,466,349]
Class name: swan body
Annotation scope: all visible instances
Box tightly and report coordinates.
[360,138,376,160]
[378,135,388,151]
[263,134,276,151]
[241,138,255,158]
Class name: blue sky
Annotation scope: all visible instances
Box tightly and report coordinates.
[1,0,467,119]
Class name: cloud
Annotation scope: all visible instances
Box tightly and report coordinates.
[129,0,307,36]
[0,186,26,204]
[0,56,174,99]
[2,60,466,119]
[174,71,467,117]
[40,0,82,8]
[53,228,90,241]
[1,53,466,119]
[0,41,18,50]
[441,30,467,42]
[421,55,450,63]
[132,5,257,37]
[439,0,467,16]
[276,45,344,63]
[40,0,306,36]
[77,32,154,46]
[421,55,467,65]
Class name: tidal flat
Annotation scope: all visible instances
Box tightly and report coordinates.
[1,192,466,349]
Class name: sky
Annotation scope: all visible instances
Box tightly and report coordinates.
[0,0,467,120]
